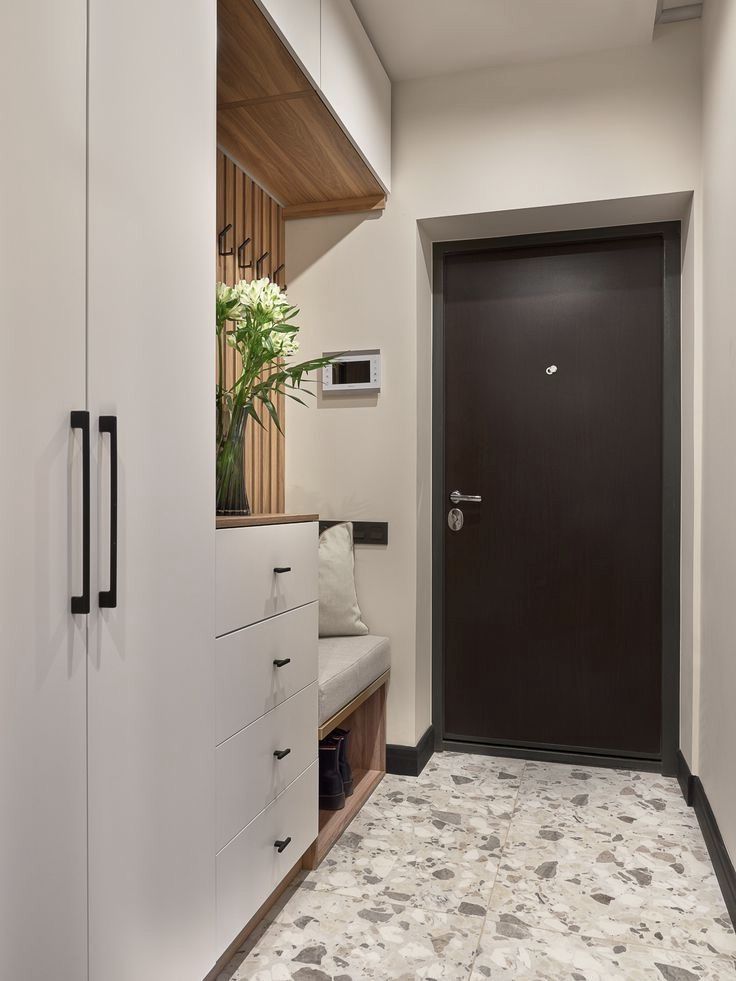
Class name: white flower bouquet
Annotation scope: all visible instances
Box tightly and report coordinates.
[215,278,335,514]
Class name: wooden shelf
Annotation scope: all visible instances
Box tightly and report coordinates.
[303,676,388,870]
[307,768,385,869]
[216,513,318,529]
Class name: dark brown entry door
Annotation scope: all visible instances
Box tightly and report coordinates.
[442,235,664,758]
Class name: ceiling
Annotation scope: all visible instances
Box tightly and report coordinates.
[350,0,701,82]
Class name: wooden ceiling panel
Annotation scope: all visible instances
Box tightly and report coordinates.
[217,0,386,215]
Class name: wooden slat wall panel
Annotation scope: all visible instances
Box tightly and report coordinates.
[217,148,285,514]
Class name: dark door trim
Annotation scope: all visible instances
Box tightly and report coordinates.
[431,222,681,776]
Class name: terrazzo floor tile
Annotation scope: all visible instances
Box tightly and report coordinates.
[227,891,482,979]
[489,819,736,956]
[470,914,736,980]
[415,752,526,799]
[515,763,700,837]
[221,752,735,981]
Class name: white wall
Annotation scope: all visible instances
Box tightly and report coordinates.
[698,0,736,857]
[286,22,702,746]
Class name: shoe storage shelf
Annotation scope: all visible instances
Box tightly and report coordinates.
[304,663,390,870]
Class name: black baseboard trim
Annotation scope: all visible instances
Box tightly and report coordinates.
[440,739,661,773]
[676,749,695,806]
[386,725,435,777]
[692,777,736,928]
[676,749,736,929]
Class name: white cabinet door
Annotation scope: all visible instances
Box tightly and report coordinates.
[320,0,391,191]
[257,0,321,86]
[0,4,88,980]
[86,2,217,979]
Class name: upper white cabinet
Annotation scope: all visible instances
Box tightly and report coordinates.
[255,0,391,195]
[257,0,321,86]
[320,0,391,192]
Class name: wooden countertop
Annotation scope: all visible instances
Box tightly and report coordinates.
[215,513,319,529]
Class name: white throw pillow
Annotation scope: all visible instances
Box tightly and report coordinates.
[318,522,369,637]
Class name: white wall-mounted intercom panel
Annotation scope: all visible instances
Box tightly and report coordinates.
[322,349,381,393]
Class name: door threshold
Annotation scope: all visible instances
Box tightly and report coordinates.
[440,738,664,774]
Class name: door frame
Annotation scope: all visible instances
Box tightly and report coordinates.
[431,222,681,775]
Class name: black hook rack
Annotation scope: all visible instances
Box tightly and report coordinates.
[237,236,252,269]
[273,262,285,281]
[218,223,234,256]
[256,250,270,276]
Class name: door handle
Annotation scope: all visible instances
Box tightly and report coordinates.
[274,566,291,574]
[273,748,291,760]
[99,416,118,608]
[70,410,90,614]
[274,837,292,853]
[273,658,291,668]
[449,490,482,504]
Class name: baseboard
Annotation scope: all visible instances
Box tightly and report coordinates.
[676,748,695,805]
[691,776,736,928]
[386,725,435,777]
[676,750,736,929]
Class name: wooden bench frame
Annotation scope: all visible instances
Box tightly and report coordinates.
[304,669,390,870]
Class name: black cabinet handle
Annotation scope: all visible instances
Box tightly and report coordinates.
[274,566,291,574]
[273,748,291,760]
[273,658,291,668]
[274,837,291,853]
[99,416,118,608]
[70,411,90,614]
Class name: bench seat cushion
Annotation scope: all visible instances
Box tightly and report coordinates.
[318,634,390,725]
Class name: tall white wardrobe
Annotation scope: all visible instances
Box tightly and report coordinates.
[1,3,217,980]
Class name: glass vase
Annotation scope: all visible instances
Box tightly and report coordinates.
[216,401,250,516]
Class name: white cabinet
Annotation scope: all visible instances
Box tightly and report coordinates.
[215,521,318,952]
[217,762,318,952]
[320,0,392,192]
[255,0,392,193]
[216,602,319,744]
[216,521,319,636]
[257,0,321,85]
[216,682,317,850]
[85,3,217,980]
[1,3,217,980]
[0,4,88,980]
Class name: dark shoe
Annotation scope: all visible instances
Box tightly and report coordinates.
[318,741,345,810]
[332,728,354,797]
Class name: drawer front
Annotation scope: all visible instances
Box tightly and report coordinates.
[216,602,318,745]
[216,761,318,952]
[216,522,318,636]
[216,683,317,851]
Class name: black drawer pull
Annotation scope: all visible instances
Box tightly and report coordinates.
[273,748,291,760]
[274,837,291,853]
[274,566,291,574]
[273,658,291,668]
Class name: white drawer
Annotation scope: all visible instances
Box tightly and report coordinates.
[216,522,318,636]
[216,761,318,951]
[216,602,318,744]
[216,683,317,851]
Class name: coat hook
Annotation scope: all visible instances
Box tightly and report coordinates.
[237,237,252,269]
[273,262,285,282]
[256,250,270,276]
[218,223,234,256]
